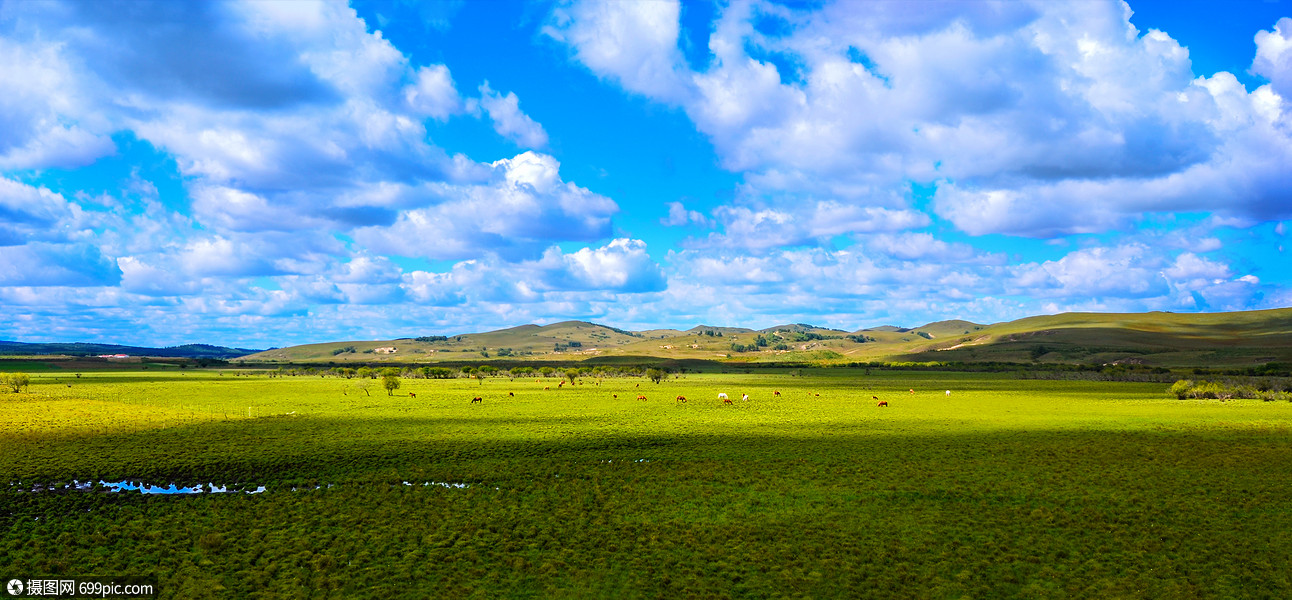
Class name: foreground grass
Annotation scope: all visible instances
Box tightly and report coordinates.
[2,370,1291,598]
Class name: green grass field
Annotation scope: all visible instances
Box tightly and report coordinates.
[3,369,1291,598]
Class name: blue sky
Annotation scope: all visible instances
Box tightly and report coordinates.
[1,0,1290,347]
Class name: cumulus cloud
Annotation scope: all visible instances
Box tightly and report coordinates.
[544,0,694,103]
[404,64,463,119]
[1010,245,1169,298]
[549,0,1292,237]
[0,178,75,245]
[397,238,665,310]
[354,151,617,260]
[476,82,550,149]
[0,243,122,287]
[1254,17,1292,101]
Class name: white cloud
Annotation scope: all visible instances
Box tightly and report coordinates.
[550,0,1292,238]
[1163,252,1231,285]
[0,178,76,245]
[1010,245,1169,298]
[0,36,114,170]
[544,0,693,103]
[546,238,666,292]
[0,243,121,287]
[695,201,929,249]
[477,82,549,149]
[404,64,463,120]
[661,202,713,227]
[1254,17,1292,101]
[354,152,617,260]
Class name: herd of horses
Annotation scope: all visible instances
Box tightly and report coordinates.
[450,383,950,406]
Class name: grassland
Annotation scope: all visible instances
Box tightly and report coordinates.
[3,368,1292,598]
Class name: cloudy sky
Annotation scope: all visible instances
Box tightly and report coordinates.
[2,0,1290,347]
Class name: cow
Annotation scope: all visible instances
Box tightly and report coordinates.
[676,395,687,403]
[637,395,648,401]
[773,390,781,397]
[877,400,888,407]
[409,392,416,398]
[718,392,728,400]
[471,396,482,404]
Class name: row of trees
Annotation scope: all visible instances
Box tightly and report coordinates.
[272,364,677,383]
[1169,378,1292,401]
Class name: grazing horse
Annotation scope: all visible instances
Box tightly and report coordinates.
[773,390,781,397]
[471,396,482,404]
[877,400,888,407]
[508,392,514,397]
[409,392,416,398]
[676,395,687,403]
[637,394,648,401]
[741,393,749,402]
[872,396,879,401]
[722,395,733,405]
[544,386,550,390]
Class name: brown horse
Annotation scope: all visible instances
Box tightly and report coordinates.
[676,395,687,403]
[773,390,781,397]
[637,394,648,401]
[471,396,482,404]
[877,400,888,407]
[409,392,416,398]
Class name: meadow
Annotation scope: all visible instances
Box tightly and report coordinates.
[2,368,1291,598]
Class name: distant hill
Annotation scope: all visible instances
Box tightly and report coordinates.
[232,308,1292,369]
[0,341,261,359]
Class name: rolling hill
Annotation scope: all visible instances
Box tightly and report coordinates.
[234,307,1292,368]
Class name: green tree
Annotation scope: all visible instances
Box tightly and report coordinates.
[539,366,555,378]
[646,368,665,384]
[565,369,579,385]
[426,367,453,379]
[3,373,31,393]
[477,365,496,384]
[356,367,374,379]
[382,373,401,396]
